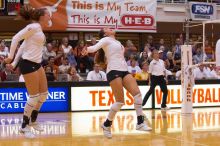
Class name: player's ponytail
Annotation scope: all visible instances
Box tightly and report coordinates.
[18,4,45,22]
[94,29,106,64]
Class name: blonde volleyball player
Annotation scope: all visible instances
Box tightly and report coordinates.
[4,5,51,138]
[82,27,152,138]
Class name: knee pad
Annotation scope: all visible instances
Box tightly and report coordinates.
[39,92,48,103]
[111,102,124,112]
[27,94,40,106]
[133,93,143,116]
[134,93,143,105]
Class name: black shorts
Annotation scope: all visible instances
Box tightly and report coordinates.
[19,59,41,75]
[107,70,130,82]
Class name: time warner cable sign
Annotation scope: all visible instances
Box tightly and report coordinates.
[0,87,69,113]
[189,2,216,21]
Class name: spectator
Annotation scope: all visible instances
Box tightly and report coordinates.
[88,37,97,64]
[74,40,93,73]
[204,40,214,61]
[51,40,59,52]
[67,66,83,81]
[42,43,56,65]
[138,51,150,65]
[61,37,72,54]
[140,44,152,62]
[165,69,174,80]
[172,46,181,70]
[174,38,182,55]
[165,51,175,71]
[0,42,8,58]
[128,59,142,76]
[157,38,165,49]
[54,45,64,66]
[135,61,149,80]
[193,45,207,64]
[59,57,71,74]
[45,66,56,81]
[146,35,155,51]
[86,63,107,81]
[67,48,77,67]
[158,50,164,60]
[158,45,168,60]
[208,65,219,79]
[46,56,59,80]
[0,39,9,55]
[127,54,139,66]
[0,64,6,81]
[194,65,208,80]
[124,40,138,60]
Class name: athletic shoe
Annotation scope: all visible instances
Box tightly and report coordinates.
[161,106,170,110]
[101,124,112,138]
[136,123,152,131]
[19,125,35,139]
[29,122,44,132]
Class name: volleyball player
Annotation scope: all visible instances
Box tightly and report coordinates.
[82,27,152,138]
[142,49,169,110]
[4,5,51,138]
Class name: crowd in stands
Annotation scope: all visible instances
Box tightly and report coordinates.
[0,34,219,82]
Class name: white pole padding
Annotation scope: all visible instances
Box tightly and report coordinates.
[216,40,220,67]
[181,45,193,114]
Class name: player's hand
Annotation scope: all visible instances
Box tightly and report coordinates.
[4,58,13,64]
[81,46,88,56]
[148,80,151,85]
[6,64,14,71]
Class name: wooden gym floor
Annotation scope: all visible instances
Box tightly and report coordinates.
[0,108,219,146]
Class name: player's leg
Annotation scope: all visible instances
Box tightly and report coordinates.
[159,77,169,110]
[102,71,124,138]
[122,74,152,131]
[29,67,48,131]
[21,71,40,138]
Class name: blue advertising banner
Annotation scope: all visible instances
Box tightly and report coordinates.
[189,2,216,21]
[0,87,69,113]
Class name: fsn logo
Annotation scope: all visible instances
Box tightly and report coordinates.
[192,4,214,15]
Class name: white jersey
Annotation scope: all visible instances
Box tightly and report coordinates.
[9,23,45,65]
[149,59,166,76]
[87,37,128,73]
